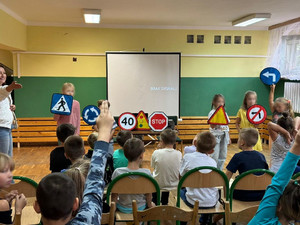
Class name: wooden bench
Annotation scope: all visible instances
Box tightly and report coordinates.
[12,116,271,147]
[12,117,94,147]
[177,116,271,143]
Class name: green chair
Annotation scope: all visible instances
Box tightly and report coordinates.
[106,172,161,222]
[228,169,274,224]
[176,166,229,224]
[292,172,300,180]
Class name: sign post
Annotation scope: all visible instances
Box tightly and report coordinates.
[82,105,100,125]
[260,67,281,85]
[50,93,73,115]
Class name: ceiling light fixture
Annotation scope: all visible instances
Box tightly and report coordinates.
[232,13,271,27]
[83,9,101,24]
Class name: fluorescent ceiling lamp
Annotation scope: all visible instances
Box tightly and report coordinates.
[83,9,101,24]
[233,13,271,27]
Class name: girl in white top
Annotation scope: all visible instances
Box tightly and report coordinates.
[0,67,22,156]
[268,112,295,173]
[208,94,230,170]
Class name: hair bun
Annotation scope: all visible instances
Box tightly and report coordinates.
[282,112,289,118]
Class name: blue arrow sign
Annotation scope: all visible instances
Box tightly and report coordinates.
[260,67,281,85]
[82,105,100,125]
[50,93,73,115]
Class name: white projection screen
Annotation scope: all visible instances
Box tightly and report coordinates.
[106,52,181,117]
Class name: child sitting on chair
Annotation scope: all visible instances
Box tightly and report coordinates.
[113,130,132,169]
[226,128,268,201]
[0,153,27,224]
[50,124,75,173]
[111,138,154,213]
[180,131,218,225]
[33,100,114,225]
[151,128,182,205]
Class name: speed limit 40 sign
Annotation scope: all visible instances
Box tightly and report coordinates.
[118,112,137,130]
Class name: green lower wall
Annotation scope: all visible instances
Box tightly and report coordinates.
[14,77,284,117]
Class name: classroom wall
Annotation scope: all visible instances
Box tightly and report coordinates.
[11,25,281,117]
[0,49,13,68]
[0,10,26,51]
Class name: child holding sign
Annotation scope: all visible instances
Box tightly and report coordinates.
[236,91,262,151]
[54,83,81,135]
[208,94,230,170]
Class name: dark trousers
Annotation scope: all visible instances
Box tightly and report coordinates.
[152,191,170,205]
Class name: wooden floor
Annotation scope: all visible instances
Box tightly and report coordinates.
[12,142,271,183]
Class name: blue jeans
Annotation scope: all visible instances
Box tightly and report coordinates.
[0,127,13,156]
[180,188,214,225]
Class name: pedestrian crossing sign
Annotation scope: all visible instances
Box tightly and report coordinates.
[50,93,73,115]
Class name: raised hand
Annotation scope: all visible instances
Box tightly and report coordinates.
[96,100,114,142]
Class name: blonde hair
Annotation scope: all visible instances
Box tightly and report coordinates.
[274,97,294,118]
[62,83,75,95]
[239,128,259,147]
[65,160,90,208]
[241,90,257,110]
[0,153,15,172]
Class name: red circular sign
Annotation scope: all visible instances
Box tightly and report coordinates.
[246,104,267,125]
[149,112,168,131]
[118,112,137,130]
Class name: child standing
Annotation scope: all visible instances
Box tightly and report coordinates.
[268,113,296,173]
[249,130,300,225]
[0,153,27,224]
[54,83,81,136]
[111,138,153,213]
[236,90,262,151]
[151,128,182,205]
[269,84,294,123]
[226,128,269,201]
[208,94,230,170]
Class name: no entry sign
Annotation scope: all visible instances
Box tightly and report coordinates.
[149,112,168,131]
[246,105,267,125]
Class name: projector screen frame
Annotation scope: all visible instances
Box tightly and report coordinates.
[106,51,181,118]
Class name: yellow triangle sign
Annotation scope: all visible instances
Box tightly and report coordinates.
[207,106,229,125]
[136,111,151,130]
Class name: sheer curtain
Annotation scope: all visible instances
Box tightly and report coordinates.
[267,22,300,80]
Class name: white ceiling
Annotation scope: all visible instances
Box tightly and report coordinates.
[0,0,299,29]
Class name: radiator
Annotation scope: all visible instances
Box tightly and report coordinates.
[284,82,300,113]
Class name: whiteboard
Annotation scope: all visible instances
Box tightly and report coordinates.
[106,52,180,117]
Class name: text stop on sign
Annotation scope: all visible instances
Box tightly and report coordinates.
[149,111,168,131]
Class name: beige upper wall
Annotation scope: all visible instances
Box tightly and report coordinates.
[26,26,269,55]
[0,10,26,51]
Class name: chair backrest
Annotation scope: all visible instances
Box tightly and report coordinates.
[101,202,116,225]
[292,172,300,180]
[0,176,38,198]
[132,200,199,225]
[224,201,258,225]
[176,166,229,207]
[106,172,161,205]
[229,169,274,209]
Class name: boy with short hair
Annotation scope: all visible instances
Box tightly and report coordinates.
[226,128,268,201]
[84,132,98,159]
[180,131,218,225]
[113,130,132,169]
[64,135,85,164]
[151,128,182,205]
[50,124,75,173]
[34,100,114,225]
[111,138,153,213]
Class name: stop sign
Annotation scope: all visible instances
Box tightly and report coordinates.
[149,111,168,131]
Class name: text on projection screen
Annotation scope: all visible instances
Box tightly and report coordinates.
[107,53,180,117]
